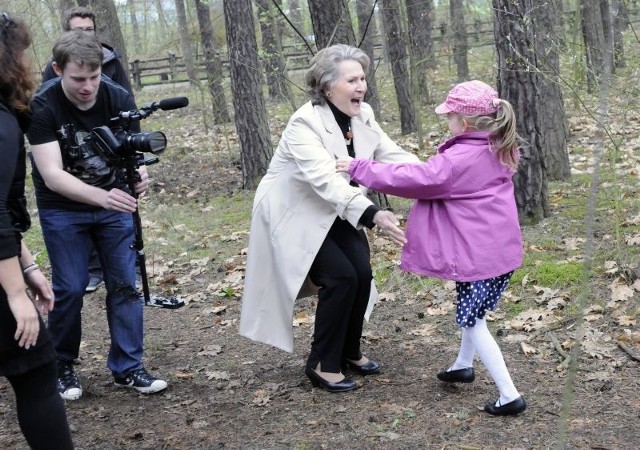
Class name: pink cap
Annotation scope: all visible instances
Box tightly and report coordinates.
[435,80,500,116]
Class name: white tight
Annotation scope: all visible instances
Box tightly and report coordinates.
[451,317,520,404]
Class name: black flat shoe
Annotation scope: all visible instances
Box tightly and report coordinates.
[343,359,381,376]
[304,366,358,393]
[484,396,527,416]
[436,367,475,383]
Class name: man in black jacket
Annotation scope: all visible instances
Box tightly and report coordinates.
[42,6,134,97]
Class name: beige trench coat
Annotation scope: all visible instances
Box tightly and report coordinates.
[239,101,419,352]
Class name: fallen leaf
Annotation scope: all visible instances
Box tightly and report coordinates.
[616,315,636,326]
[206,370,230,381]
[292,311,314,327]
[426,306,450,316]
[609,279,634,303]
[197,345,223,357]
[252,389,270,407]
[409,324,437,336]
[378,292,396,302]
[520,342,538,355]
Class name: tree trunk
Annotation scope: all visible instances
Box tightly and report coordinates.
[155,0,169,32]
[600,0,614,73]
[195,0,230,124]
[450,0,468,81]
[57,0,76,28]
[307,0,356,49]
[287,0,307,37]
[405,0,433,103]
[493,0,550,224]
[380,0,417,135]
[86,0,132,82]
[174,0,198,83]
[355,0,380,115]
[223,0,273,189]
[612,0,627,68]
[127,0,140,46]
[255,0,291,101]
[532,0,570,181]
[581,0,605,88]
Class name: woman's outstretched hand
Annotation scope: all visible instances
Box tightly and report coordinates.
[373,210,406,245]
[336,157,354,173]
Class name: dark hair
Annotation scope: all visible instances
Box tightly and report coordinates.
[0,12,34,113]
[63,6,96,31]
[53,29,103,72]
[305,44,370,105]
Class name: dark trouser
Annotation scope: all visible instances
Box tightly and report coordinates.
[88,245,102,278]
[39,208,143,377]
[87,244,142,281]
[7,361,74,449]
[307,218,372,373]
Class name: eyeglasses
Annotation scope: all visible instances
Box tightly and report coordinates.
[72,26,95,32]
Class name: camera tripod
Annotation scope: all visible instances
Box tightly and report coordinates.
[125,155,184,309]
[94,96,190,309]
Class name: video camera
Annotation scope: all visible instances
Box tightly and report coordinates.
[90,96,189,164]
[90,96,189,309]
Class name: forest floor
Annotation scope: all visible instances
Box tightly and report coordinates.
[1,85,640,449]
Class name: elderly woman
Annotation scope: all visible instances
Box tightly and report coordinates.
[0,12,74,448]
[240,44,419,392]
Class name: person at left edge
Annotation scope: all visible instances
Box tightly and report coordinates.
[0,11,74,449]
[27,29,167,401]
[240,44,419,393]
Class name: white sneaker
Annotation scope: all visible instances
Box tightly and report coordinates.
[57,362,82,400]
[114,367,168,394]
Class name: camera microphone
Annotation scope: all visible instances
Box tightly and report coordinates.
[156,97,189,111]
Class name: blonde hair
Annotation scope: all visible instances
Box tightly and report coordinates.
[463,99,521,171]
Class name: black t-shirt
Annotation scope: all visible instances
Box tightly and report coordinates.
[27,77,139,211]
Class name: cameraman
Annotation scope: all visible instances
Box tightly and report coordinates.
[42,6,135,293]
[27,30,167,400]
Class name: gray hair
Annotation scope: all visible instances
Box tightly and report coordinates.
[305,44,370,105]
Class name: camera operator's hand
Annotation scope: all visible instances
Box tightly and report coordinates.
[134,165,149,194]
[104,188,138,213]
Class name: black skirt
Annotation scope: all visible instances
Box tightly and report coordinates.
[0,288,56,377]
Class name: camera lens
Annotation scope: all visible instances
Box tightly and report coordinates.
[127,131,167,154]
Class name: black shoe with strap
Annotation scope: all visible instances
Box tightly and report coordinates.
[436,367,475,383]
[343,358,381,375]
[484,396,527,416]
[304,366,358,393]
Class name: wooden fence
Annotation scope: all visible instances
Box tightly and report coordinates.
[128,31,475,90]
[127,8,640,90]
[129,50,312,90]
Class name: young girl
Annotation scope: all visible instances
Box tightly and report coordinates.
[336,80,526,416]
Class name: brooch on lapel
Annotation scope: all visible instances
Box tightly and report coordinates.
[344,128,353,145]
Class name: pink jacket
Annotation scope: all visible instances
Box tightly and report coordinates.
[348,131,523,282]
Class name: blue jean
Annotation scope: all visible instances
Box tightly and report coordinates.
[39,208,143,378]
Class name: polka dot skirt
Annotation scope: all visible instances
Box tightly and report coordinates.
[455,272,514,327]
